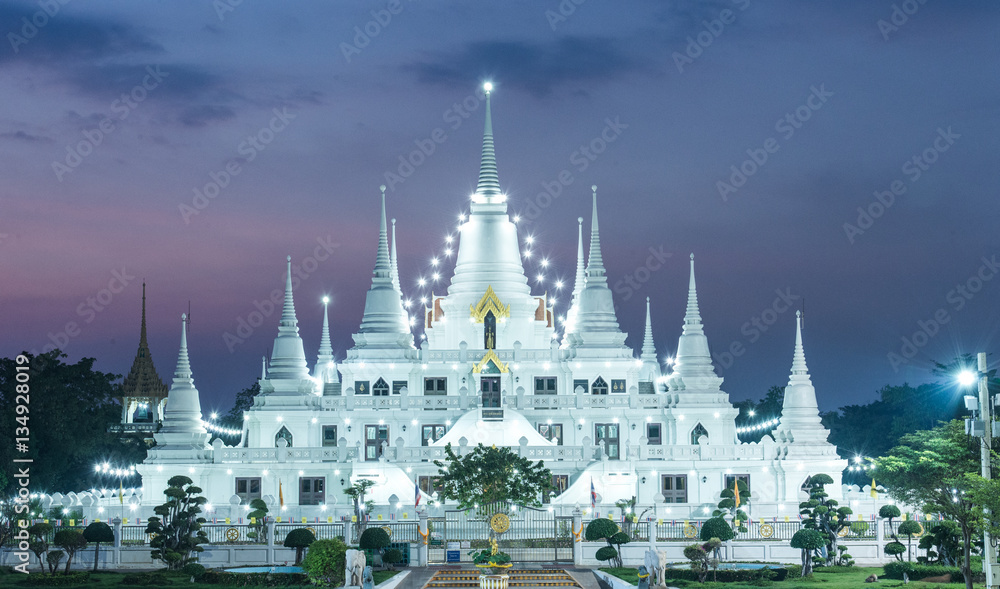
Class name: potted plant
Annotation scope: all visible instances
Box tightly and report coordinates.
[471,537,513,589]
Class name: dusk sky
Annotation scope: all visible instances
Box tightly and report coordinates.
[2,0,998,416]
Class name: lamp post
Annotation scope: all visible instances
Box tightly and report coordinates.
[960,352,997,589]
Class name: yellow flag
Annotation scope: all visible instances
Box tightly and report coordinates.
[120,481,124,505]
[402,513,408,519]
[870,478,878,499]
[784,516,789,522]
[225,518,231,524]
[327,516,333,523]
[69,519,75,526]
[378,514,383,521]
[733,481,741,509]
[276,516,282,523]
[352,515,358,522]
[302,517,307,524]
[251,517,256,525]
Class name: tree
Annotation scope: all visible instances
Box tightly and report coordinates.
[884,541,906,561]
[359,527,391,564]
[713,478,750,532]
[595,546,618,565]
[222,381,260,426]
[246,498,269,543]
[898,520,922,562]
[383,548,403,570]
[284,528,316,565]
[302,537,349,587]
[46,550,64,574]
[734,386,785,443]
[344,479,376,539]
[876,420,987,589]
[433,443,553,518]
[83,521,114,572]
[0,352,147,496]
[683,539,722,583]
[799,473,852,566]
[790,529,825,576]
[700,517,734,543]
[28,522,52,574]
[145,475,209,569]
[614,496,650,538]
[586,519,625,568]
[917,520,961,566]
[53,529,86,575]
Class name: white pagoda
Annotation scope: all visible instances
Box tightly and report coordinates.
[135,86,846,520]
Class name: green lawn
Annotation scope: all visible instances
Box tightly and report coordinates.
[599,566,943,589]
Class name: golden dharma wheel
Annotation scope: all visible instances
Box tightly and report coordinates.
[838,526,850,537]
[758,523,774,538]
[225,527,240,542]
[683,525,698,539]
[490,513,511,534]
[382,525,393,538]
[307,527,316,536]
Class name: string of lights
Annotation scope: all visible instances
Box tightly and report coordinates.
[202,417,243,437]
[735,417,780,436]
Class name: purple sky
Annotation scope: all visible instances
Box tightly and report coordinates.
[2,0,998,416]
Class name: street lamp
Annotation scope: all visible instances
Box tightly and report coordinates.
[959,352,996,589]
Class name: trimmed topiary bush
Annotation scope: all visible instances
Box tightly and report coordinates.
[898,520,922,562]
[182,562,206,579]
[302,537,349,587]
[700,517,735,543]
[587,519,625,568]
[790,529,825,576]
[885,541,907,561]
[53,530,86,575]
[383,548,403,570]
[82,521,114,573]
[883,560,966,582]
[284,528,317,565]
[359,527,391,564]
[595,546,618,563]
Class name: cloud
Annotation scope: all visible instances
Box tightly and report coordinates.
[0,129,52,142]
[177,104,237,127]
[403,36,648,97]
[0,1,161,64]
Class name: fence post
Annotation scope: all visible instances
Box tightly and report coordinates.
[267,517,277,564]
[648,518,656,551]
[112,517,122,569]
[418,510,428,567]
[573,508,583,566]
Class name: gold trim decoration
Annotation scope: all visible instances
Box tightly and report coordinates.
[307,527,316,536]
[683,525,698,539]
[419,528,429,545]
[225,527,240,542]
[572,524,583,543]
[759,523,774,538]
[470,286,510,323]
[473,349,509,374]
[838,526,850,537]
[914,522,925,537]
[382,525,393,538]
[490,513,511,534]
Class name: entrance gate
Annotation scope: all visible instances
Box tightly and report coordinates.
[428,504,573,563]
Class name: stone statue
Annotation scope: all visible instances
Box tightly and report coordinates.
[362,565,374,589]
[345,549,366,587]
[643,548,669,587]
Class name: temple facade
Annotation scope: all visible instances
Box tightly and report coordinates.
[133,86,846,521]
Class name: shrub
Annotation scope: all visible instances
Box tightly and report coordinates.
[21,572,91,586]
[146,475,209,569]
[53,530,87,575]
[885,541,907,561]
[587,519,625,568]
[182,562,206,579]
[882,560,965,582]
[879,505,902,520]
[301,537,348,587]
[595,546,618,563]
[199,571,309,586]
[120,572,169,586]
[28,523,53,575]
[790,529,825,576]
[359,527,391,556]
[45,550,64,575]
[700,517,735,543]
[83,521,114,573]
[383,548,403,569]
[659,567,788,583]
[284,528,317,565]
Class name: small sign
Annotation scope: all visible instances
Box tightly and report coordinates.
[446,550,461,563]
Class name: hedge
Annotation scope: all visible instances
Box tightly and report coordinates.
[21,573,92,586]
[120,572,170,586]
[200,571,311,586]
[661,566,789,583]
[882,561,965,582]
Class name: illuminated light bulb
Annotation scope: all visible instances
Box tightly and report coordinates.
[431,258,439,266]
[445,235,453,244]
[444,248,452,256]
[541,259,549,267]
[523,250,532,258]
[555,281,563,289]
[432,273,440,281]
[323,296,330,304]
[525,236,534,245]
[418,278,426,286]
[513,215,520,223]
[536,274,544,283]
[483,82,493,93]
[210,412,218,420]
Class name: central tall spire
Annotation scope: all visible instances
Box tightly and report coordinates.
[473,82,502,203]
[773,311,831,445]
[448,83,531,300]
[667,254,723,390]
[156,313,208,445]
